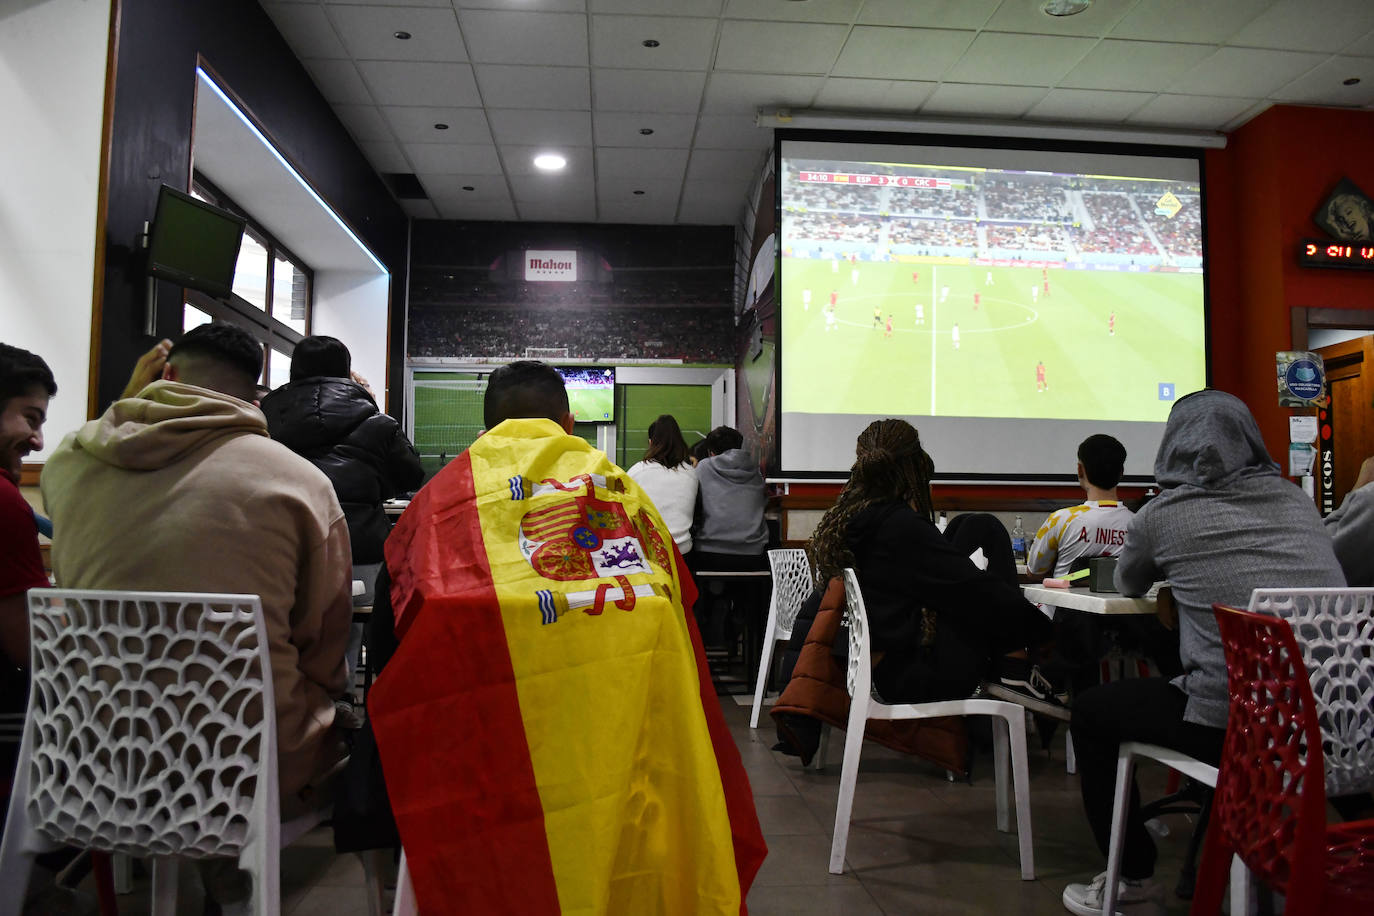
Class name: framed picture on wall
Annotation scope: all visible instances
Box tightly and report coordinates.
[1314,178,1374,241]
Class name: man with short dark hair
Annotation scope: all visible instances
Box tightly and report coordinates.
[1027,434,1133,584]
[365,360,765,913]
[0,344,56,672]
[41,322,353,803]
[692,425,768,570]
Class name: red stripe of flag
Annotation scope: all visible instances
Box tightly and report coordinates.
[371,453,562,915]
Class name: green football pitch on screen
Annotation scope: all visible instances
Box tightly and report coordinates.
[782,258,1204,423]
[568,385,614,422]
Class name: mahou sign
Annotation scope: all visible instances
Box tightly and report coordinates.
[525,249,578,282]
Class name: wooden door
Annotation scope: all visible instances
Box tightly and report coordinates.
[1316,335,1374,511]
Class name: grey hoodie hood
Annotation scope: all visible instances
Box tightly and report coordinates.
[1154,389,1278,490]
[68,380,267,471]
[706,446,762,482]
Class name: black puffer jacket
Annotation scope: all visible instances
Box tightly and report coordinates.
[261,377,423,564]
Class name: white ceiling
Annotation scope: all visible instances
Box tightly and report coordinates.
[261,0,1374,225]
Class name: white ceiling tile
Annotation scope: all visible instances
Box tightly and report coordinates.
[920,83,1049,119]
[333,104,393,142]
[1110,0,1277,43]
[327,6,465,62]
[263,4,349,60]
[702,72,823,112]
[302,59,374,105]
[488,109,593,146]
[715,22,848,75]
[677,180,750,224]
[815,78,936,111]
[724,0,861,23]
[685,147,765,183]
[1127,94,1260,129]
[945,33,1097,86]
[1220,101,1276,131]
[1343,30,1374,57]
[596,147,689,181]
[591,0,722,14]
[517,202,599,222]
[1060,40,1218,92]
[436,197,520,220]
[460,10,589,66]
[419,174,513,202]
[357,60,482,106]
[693,114,771,149]
[400,199,439,219]
[592,69,707,112]
[1229,0,1374,53]
[593,112,697,146]
[384,107,493,144]
[1271,57,1374,105]
[1169,46,1329,97]
[404,142,504,174]
[321,0,451,6]
[983,0,1136,37]
[457,0,585,10]
[359,139,411,173]
[833,27,976,81]
[1025,88,1155,123]
[474,65,591,110]
[857,0,1000,29]
[598,193,681,225]
[590,15,718,70]
[501,144,595,179]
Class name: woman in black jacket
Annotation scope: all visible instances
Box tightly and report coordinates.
[810,418,1053,704]
[260,336,423,564]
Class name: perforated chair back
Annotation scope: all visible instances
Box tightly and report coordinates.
[18,589,276,858]
[841,568,873,702]
[1248,587,1374,797]
[768,549,813,642]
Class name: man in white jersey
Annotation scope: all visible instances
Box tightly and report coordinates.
[1027,434,1133,591]
[951,323,960,350]
[940,285,950,303]
[1031,284,1039,303]
[914,302,924,324]
[802,288,811,311]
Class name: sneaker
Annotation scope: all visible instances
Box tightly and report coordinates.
[1062,870,1163,916]
[998,658,1057,701]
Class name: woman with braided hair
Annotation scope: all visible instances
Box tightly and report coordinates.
[810,418,1053,704]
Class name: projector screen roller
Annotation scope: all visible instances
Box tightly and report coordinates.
[777,135,1208,480]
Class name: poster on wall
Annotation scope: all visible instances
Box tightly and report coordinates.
[1276,351,1327,407]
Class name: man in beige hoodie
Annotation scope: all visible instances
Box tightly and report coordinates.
[40,323,353,802]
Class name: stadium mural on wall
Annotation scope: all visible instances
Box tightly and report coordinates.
[1314,178,1374,242]
[735,153,779,475]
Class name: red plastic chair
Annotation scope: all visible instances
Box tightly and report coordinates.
[1192,604,1374,915]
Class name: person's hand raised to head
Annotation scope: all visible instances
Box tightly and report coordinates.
[121,338,173,399]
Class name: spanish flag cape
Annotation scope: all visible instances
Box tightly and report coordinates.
[369,418,766,915]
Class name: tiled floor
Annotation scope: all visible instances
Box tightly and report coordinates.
[57,697,1204,915]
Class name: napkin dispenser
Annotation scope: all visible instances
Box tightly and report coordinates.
[1088,557,1118,593]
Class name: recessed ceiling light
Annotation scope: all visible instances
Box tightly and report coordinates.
[1345,77,1362,86]
[1042,0,1091,15]
[633,190,646,195]
[462,186,474,191]
[642,39,660,48]
[533,153,567,171]
[639,128,654,135]
[393,30,411,40]
[434,123,449,130]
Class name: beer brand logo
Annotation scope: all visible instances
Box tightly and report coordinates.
[524,248,578,282]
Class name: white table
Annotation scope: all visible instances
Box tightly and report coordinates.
[1021,583,1160,616]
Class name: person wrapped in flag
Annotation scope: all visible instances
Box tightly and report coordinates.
[368,361,766,915]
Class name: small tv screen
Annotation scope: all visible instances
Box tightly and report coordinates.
[557,367,616,422]
[147,185,245,299]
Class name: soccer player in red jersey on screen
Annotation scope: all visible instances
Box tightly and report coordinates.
[974,292,981,310]
[1109,312,1116,336]
[884,315,894,338]
[1036,360,1047,393]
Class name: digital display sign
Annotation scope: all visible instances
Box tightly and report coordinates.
[1298,239,1374,270]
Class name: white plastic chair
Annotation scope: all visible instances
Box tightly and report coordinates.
[749,548,814,728]
[0,589,377,916]
[829,569,1035,879]
[393,850,417,916]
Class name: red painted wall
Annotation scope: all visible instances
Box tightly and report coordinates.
[1207,104,1374,459]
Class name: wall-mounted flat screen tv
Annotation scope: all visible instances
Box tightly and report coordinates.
[776,133,1208,480]
[147,185,246,300]
[557,367,616,422]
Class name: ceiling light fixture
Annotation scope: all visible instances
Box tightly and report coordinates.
[1042,0,1092,15]
[533,153,567,171]
[1345,77,1362,86]
[639,128,654,135]
[642,39,660,48]
[462,186,474,191]
[434,123,449,130]
[633,190,646,195]
[393,30,411,40]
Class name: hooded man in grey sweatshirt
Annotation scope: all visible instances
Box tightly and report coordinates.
[692,426,768,566]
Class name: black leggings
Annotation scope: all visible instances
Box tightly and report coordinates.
[1071,678,1225,879]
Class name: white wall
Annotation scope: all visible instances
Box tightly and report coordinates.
[311,271,391,409]
[0,0,110,456]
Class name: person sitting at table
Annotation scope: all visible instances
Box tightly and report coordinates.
[627,413,697,558]
[40,323,355,806]
[1322,454,1374,586]
[363,360,765,914]
[260,335,422,566]
[808,418,1055,706]
[1061,390,1345,916]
